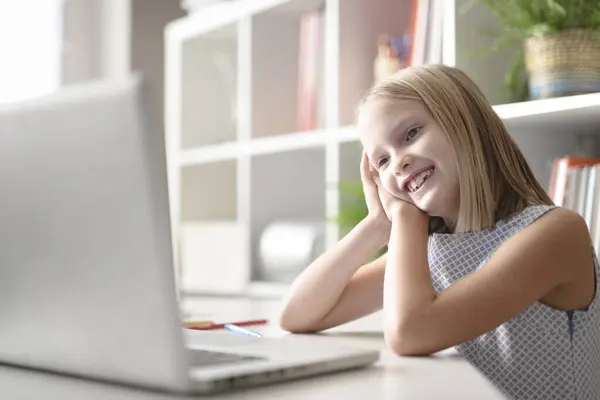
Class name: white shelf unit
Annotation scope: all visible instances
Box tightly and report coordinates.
[165,0,600,297]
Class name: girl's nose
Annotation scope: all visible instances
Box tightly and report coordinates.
[394,155,412,175]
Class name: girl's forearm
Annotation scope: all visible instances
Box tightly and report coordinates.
[383,208,436,349]
[278,216,389,332]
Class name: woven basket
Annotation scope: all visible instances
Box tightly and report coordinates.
[524,29,600,99]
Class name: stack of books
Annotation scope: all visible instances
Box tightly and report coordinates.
[549,156,600,250]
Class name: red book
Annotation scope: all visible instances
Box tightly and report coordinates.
[549,156,600,206]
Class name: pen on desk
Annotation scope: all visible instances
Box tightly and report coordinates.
[186,319,268,330]
[224,323,263,338]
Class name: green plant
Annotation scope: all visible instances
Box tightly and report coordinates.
[463,0,600,101]
[329,180,368,236]
[329,180,388,258]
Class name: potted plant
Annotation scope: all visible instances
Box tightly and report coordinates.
[467,0,600,101]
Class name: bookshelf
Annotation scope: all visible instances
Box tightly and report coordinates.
[165,0,600,297]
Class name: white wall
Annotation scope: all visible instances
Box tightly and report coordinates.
[0,1,62,104]
[130,0,185,138]
[61,0,185,135]
[61,0,103,83]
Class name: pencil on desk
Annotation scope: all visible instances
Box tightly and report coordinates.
[186,319,268,331]
[182,320,214,328]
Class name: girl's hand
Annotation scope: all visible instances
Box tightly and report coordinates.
[375,179,428,229]
[360,151,388,224]
[373,175,407,222]
[360,151,404,224]
[360,152,420,223]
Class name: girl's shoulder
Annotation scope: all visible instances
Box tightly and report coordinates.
[430,204,558,241]
[490,206,592,288]
[428,204,592,278]
[488,205,590,255]
[503,204,588,243]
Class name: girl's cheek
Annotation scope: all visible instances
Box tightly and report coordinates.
[380,171,394,191]
[382,172,405,198]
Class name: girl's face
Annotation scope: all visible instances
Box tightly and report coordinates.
[358,99,460,228]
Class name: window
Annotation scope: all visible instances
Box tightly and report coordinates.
[0,0,62,105]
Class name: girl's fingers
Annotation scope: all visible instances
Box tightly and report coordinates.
[373,172,382,187]
[360,152,375,187]
[360,152,369,179]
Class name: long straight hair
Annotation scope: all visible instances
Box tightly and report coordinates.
[359,64,553,233]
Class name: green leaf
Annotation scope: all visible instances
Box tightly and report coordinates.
[527,23,554,36]
[469,0,600,99]
[505,49,529,102]
[328,179,368,232]
[545,0,566,16]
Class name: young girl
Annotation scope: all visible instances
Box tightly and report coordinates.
[278,64,600,400]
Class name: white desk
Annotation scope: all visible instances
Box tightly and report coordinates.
[0,296,507,399]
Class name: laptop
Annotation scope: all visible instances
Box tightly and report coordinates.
[0,75,379,394]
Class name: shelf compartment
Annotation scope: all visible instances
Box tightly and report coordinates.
[180,22,239,149]
[178,160,247,294]
[180,160,238,221]
[336,0,414,127]
[250,148,326,283]
[251,0,326,139]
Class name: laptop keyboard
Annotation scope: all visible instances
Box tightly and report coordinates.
[189,349,266,367]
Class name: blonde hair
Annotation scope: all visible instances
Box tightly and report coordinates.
[359,64,553,233]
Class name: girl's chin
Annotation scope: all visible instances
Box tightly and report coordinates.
[413,193,438,215]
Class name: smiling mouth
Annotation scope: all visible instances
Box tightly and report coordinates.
[405,167,435,193]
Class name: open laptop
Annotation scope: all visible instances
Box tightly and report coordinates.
[0,75,379,394]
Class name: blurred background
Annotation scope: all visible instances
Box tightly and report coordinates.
[1,0,184,140]
[4,0,600,304]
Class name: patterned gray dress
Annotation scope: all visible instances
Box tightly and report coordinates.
[428,205,600,400]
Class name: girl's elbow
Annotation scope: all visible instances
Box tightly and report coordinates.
[276,302,300,332]
[277,311,300,333]
[278,319,310,334]
[277,311,321,334]
[279,322,321,334]
[384,331,417,356]
[384,324,432,357]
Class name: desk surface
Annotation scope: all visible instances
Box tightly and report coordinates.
[0,296,507,399]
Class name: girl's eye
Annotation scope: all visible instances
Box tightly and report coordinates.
[406,126,421,141]
[377,157,389,168]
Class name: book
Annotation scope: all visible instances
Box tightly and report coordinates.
[549,156,600,207]
[548,155,600,253]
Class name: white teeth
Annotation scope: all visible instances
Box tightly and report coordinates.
[408,168,433,193]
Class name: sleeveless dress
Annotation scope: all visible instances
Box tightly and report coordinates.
[428,205,600,400]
